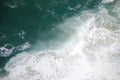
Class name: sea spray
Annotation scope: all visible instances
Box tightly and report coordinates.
[1,0,120,80]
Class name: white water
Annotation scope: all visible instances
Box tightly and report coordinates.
[0,44,15,57]
[0,42,31,57]
[1,1,120,80]
[102,0,114,3]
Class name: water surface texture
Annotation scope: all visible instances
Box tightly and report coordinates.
[0,0,120,80]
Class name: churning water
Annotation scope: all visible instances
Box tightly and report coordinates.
[0,0,120,80]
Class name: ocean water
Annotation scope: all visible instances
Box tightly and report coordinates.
[0,0,120,80]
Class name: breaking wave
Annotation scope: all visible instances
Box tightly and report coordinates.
[1,1,120,80]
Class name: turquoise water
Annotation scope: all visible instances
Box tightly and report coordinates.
[0,0,101,67]
[0,0,120,80]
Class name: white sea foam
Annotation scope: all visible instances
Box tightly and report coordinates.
[0,44,15,57]
[112,0,120,18]
[0,42,31,57]
[16,42,31,51]
[1,2,120,80]
[18,30,26,39]
[102,0,114,3]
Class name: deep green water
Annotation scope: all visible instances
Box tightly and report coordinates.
[1,0,120,80]
[0,0,101,68]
